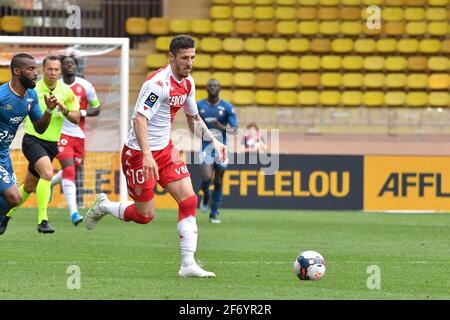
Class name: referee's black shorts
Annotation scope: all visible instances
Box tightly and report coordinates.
[22,133,58,178]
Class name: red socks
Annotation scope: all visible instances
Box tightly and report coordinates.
[178,195,197,221]
[124,204,153,224]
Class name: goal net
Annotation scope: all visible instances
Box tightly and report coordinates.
[0,36,129,208]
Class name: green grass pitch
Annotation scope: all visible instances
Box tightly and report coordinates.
[0,208,448,299]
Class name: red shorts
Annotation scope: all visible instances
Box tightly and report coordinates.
[56,134,85,166]
[121,142,190,202]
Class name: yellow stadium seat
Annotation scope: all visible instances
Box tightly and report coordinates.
[375,39,397,53]
[427,57,447,71]
[190,19,212,35]
[363,23,384,36]
[404,8,425,20]
[385,92,406,107]
[354,39,376,54]
[362,0,382,4]
[145,54,167,69]
[233,90,254,105]
[310,39,331,53]
[212,55,234,70]
[276,0,296,4]
[428,22,448,36]
[321,73,341,87]
[256,55,278,70]
[407,57,427,71]
[0,68,11,83]
[277,73,299,89]
[297,7,318,20]
[441,40,450,54]
[398,39,419,54]
[232,6,253,19]
[276,91,298,106]
[125,17,147,35]
[155,36,172,51]
[233,0,252,4]
[319,21,340,36]
[235,20,255,35]
[266,38,289,53]
[341,22,362,36]
[299,0,319,4]
[255,73,277,89]
[321,56,341,70]
[255,91,276,105]
[363,92,384,107]
[212,0,232,4]
[1,16,24,33]
[406,92,428,107]
[320,91,341,106]
[342,56,364,70]
[234,55,256,70]
[363,73,385,89]
[299,56,321,70]
[211,72,233,87]
[419,39,441,54]
[341,0,362,5]
[278,56,300,70]
[222,38,245,53]
[220,90,233,101]
[244,38,266,53]
[276,21,298,35]
[340,7,360,20]
[255,21,276,35]
[428,74,449,90]
[212,20,233,35]
[254,0,274,4]
[288,38,309,53]
[199,37,222,53]
[383,8,404,21]
[385,74,407,89]
[428,0,449,5]
[341,91,363,107]
[385,22,405,36]
[342,73,363,88]
[426,8,447,21]
[233,72,255,87]
[148,17,169,35]
[428,92,449,108]
[405,22,427,36]
[298,91,320,106]
[299,73,321,87]
[210,6,232,19]
[385,57,407,71]
[319,0,340,5]
[298,21,319,35]
[276,7,296,20]
[254,6,275,20]
[331,39,353,53]
[385,0,404,4]
[407,74,428,89]
[169,19,191,33]
[364,57,385,71]
[405,0,427,6]
[192,71,212,87]
[196,89,208,101]
[318,7,339,20]
[194,55,212,69]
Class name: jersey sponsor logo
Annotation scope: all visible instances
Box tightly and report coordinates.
[0,131,15,144]
[144,92,159,109]
[175,165,188,175]
[1,104,13,111]
[9,116,24,124]
[169,94,187,107]
[26,98,34,103]
[0,165,10,184]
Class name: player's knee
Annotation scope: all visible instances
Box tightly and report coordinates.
[7,193,22,207]
[39,168,54,180]
[62,166,76,181]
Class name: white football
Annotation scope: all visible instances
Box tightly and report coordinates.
[293,250,326,281]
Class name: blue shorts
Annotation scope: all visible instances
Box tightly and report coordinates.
[199,148,228,170]
[0,156,17,194]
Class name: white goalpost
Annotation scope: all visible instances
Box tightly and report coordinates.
[0,36,130,204]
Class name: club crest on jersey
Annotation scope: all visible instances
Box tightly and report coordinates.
[144,92,158,109]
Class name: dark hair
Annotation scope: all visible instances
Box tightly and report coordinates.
[10,53,35,72]
[246,122,259,130]
[42,55,61,67]
[169,35,195,55]
[61,55,79,67]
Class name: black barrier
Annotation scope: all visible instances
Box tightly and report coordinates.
[187,153,363,210]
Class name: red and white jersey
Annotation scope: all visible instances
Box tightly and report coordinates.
[125,64,198,151]
[61,76,100,139]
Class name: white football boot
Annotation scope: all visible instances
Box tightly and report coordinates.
[85,193,108,230]
[178,263,216,278]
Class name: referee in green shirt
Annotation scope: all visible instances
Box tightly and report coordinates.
[4,56,80,234]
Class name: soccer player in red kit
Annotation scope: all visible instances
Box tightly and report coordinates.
[85,35,226,278]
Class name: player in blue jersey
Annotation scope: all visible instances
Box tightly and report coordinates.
[0,53,58,234]
[197,79,237,223]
